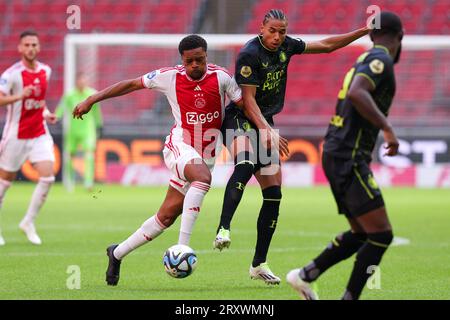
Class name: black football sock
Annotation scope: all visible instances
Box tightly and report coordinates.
[300,231,367,282]
[217,152,254,232]
[342,231,393,300]
[252,186,281,267]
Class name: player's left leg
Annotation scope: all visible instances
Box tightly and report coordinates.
[298,218,367,282]
[20,160,55,245]
[287,218,367,300]
[20,135,56,245]
[178,159,212,246]
[342,206,393,300]
[249,165,282,285]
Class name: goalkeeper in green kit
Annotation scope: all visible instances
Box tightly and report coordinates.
[56,72,102,191]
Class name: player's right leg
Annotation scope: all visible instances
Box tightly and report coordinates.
[342,207,393,300]
[0,169,16,246]
[249,165,282,285]
[0,136,27,246]
[106,185,184,286]
[20,135,56,245]
[20,160,55,245]
[214,113,257,250]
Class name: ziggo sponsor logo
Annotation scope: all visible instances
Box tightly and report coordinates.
[186,111,220,124]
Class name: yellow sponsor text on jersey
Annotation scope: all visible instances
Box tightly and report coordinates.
[262,69,284,91]
[330,115,344,128]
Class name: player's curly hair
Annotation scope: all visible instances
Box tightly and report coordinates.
[263,9,287,24]
[178,35,207,55]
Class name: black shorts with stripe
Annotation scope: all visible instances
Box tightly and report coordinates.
[322,151,385,217]
[221,106,279,172]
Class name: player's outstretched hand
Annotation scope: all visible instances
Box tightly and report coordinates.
[383,128,399,156]
[73,100,93,120]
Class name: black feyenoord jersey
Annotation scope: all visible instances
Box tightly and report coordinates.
[227,35,306,121]
[324,45,396,161]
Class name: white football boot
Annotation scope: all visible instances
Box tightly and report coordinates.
[249,262,281,285]
[19,221,42,245]
[286,268,319,300]
[213,227,231,251]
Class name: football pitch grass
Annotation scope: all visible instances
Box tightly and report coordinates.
[0,183,449,300]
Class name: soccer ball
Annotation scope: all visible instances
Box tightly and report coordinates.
[163,244,198,279]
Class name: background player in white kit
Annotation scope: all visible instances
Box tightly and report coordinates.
[73,35,243,285]
[0,31,57,246]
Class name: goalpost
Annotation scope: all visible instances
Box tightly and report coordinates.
[63,34,450,189]
[64,34,450,91]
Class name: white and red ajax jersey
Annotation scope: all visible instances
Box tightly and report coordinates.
[0,61,51,140]
[141,64,242,154]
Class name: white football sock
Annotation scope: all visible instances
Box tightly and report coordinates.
[21,176,55,225]
[178,181,210,246]
[0,178,12,210]
[114,214,167,260]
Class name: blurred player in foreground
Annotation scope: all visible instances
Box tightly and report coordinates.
[287,12,403,300]
[56,72,102,191]
[0,31,57,246]
[73,35,243,285]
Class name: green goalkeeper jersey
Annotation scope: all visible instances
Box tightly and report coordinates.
[56,87,102,135]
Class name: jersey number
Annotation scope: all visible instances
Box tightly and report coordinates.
[338,67,355,100]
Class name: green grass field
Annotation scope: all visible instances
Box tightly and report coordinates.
[0,183,449,300]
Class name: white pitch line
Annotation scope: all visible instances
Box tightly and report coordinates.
[391,236,411,247]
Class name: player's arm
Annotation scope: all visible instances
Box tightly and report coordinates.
[347,76,399,156]
[73,78,143,119]
[240,85,289,157]
[304,26,369,54]
[241,85,271,130]
[0,86,33,107]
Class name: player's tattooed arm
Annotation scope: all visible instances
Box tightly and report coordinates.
[304,26,369,54]
[240,85,289,157]
[73,77,144,119]
[0,85,34,107]
[347,75,399,156]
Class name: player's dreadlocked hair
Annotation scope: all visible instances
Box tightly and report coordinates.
[263,9,287,24]
[178,35,207,55]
